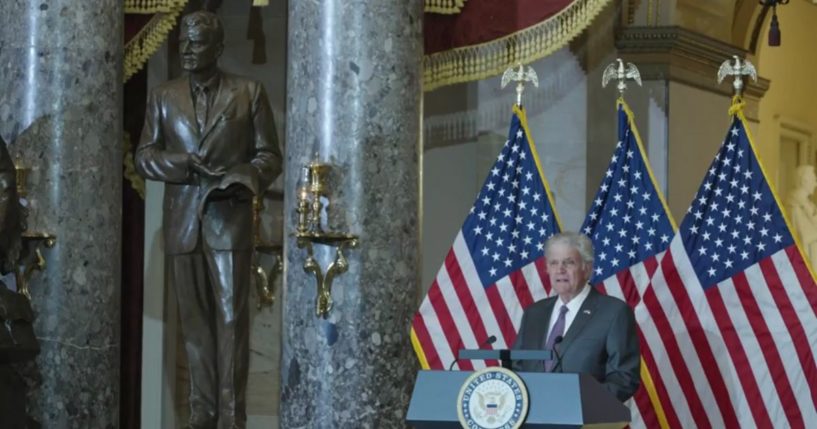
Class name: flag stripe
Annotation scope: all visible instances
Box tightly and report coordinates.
[427,280,474,370]
[535,257,551,295]
[411,317,438,369]
[522,261,547,302]
[444,250,490,350]
[782,246,817,320]
[647,252,716,428]
[757,258,817,422]
[416,295,456,369]
[704,282,775,428]
[509,270,534,310]
[622,259,676,429]
[606,269,667,429]
[436,263,480,364]
[494,276,526,334]
[662,248,739,428]
[635,328,681,429]
[615,269,641,308]
[633,290,694,427]
[731,270,804,427]
[771,249,817,374]
[452,233,509,349]
[484,282,516,347]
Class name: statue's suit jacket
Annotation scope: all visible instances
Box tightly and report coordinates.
[511,287,640,402]
[0,138,22,273]
[136,73,282,255]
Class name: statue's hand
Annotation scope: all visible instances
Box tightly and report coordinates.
[190,155,226,179]
[208,184,254,202]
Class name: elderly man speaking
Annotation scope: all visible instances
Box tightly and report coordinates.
[512,232,640,402]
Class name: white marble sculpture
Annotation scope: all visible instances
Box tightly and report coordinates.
[786,165,817,269]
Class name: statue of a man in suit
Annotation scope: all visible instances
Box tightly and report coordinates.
[512,232,640,402]
[0,136,23,276]
[787,165,817,270]
[135,11,282,429]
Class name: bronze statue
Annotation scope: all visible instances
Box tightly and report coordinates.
[135,11,282,429]
[0,135,38,429]
[0,136,23,275]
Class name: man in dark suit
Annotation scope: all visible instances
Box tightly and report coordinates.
[512,232,640,402]
[135,11,282,429]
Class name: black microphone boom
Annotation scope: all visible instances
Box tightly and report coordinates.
[447,335,498,371]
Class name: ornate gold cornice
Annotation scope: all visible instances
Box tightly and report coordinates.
[424,0,613,92]
[616,26,770,119]
[424,0,468,14]
[124,0,189,82]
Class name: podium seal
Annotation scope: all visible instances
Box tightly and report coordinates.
[457,366,529,429]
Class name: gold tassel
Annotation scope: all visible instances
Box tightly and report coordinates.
[425,0,468,14]
[124,0,189,82]
[124,0,187,14]
[423,0,612,91]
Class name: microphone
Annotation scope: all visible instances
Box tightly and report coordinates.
[448,335,497,370]
[550,335,564,372]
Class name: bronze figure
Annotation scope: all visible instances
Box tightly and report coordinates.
[0,135,38,429]
[0,136,23,275]
[135,11,282,429]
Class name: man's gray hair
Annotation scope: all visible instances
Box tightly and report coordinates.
[181,11,224,44]
[545,232,594,265]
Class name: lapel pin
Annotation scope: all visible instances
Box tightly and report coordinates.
[583,309,592,315]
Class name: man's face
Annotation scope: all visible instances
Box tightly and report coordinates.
[179,24,222,73]
[546,242,592,300]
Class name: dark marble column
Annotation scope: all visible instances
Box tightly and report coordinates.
[0,1,123,427]
[282,1,422,427]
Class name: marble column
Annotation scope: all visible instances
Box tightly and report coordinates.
[0,1,123,427]
[282,1,422,428]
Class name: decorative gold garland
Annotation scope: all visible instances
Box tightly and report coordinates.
[124,0,184,13]
[423,0,613,91]
[425,0,468,14]
[124,0,189,82]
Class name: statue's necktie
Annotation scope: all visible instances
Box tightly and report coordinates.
[194,86,209,133]
[544,305,568,372]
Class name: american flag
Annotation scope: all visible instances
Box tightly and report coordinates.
[411,105,561,370]
[644,103,817,428]
[580,100,677,429]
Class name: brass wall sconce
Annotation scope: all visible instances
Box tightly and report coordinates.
[253,195,283,309]
[294,161,359,319]
[13,159,56,299]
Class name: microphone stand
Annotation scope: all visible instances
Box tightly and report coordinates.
[447,335,497,370]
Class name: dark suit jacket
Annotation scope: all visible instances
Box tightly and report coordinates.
[511,287,640,402]
[136,73,282,254]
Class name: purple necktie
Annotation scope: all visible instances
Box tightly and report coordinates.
[544,305,568,372]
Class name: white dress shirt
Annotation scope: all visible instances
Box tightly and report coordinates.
[546,284,591,340]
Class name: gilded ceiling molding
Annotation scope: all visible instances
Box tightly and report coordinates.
[425,0,468,14]
[423,0,612,92]
[124,0,189,82]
